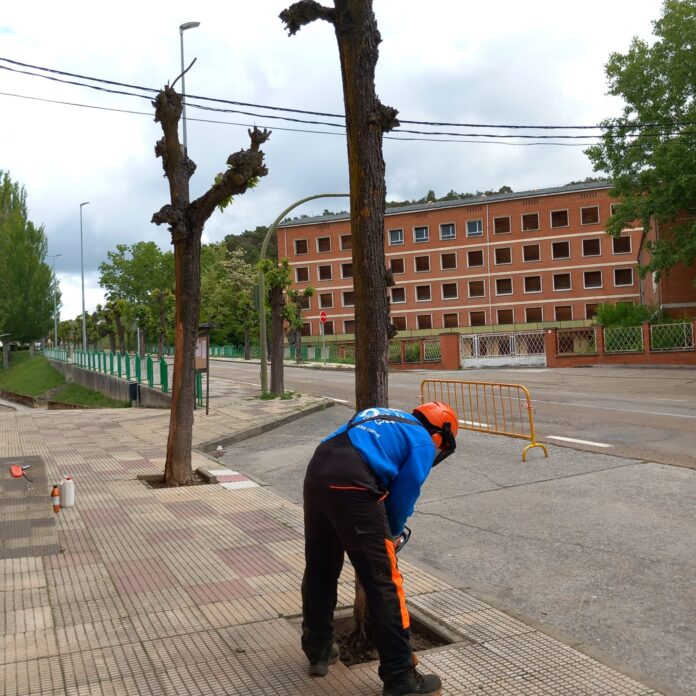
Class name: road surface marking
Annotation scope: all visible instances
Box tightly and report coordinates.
[547,435,612,448]
[534,399,696,419]
[330,398,351,404]
[460,419,489,428]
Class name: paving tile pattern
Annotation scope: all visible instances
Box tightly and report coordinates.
[0,380,663,695]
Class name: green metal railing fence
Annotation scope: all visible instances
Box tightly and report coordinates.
[71,350,170,395]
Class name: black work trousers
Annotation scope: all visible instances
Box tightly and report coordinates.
[301,433,414,681]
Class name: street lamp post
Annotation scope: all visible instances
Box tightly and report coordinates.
[79,202,90,351]
[258,193,349,394]
[47,253,62,347]
[179,21,200,153]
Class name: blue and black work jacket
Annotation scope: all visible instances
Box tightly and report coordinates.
[323,407,436,536]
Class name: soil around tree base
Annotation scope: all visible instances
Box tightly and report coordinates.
[333,614,451,667]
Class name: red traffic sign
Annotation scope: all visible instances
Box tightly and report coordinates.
[319,311,327,323]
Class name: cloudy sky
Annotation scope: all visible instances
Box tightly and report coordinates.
[1,0,663,319]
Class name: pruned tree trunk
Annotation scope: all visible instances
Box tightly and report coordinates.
[158,293,167,358]
[151,84,269,485]
[114,312,126,354]
[269,284,285,395]
[244,328,251,360]
[294,329,302,363]
[108,331,116,353]
[281,0,399,656]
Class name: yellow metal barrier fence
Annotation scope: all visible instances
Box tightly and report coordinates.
[420,379,548,461]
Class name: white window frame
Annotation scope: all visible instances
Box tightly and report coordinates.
[392,316,407,332]
[340,262,353,279]
[413,226,429,243]
[466,219,483,238]
[294,239,308,255]
[522,244,541,263]
[440,252,457,270]
[295,267,310,283]
[494,247,512,266]
[493,216,511,235]
[441,282,459,300]
[343,320,355,334]
[469,311,487,327]
[525,307,543,323]
[416,314,433,330]
[495,278,513,296]
[552,241,571,260]
[583,270,603,289]
[342,291,355,307]
[553,273,572,292]
[414,255,431,273]
[523,275,543,294]
[497,309,514,324]
[319,292,334,309]
[317,265,333,281]
[554,306,573,321]
[322,320,335,336]
[580,205,600,226]
[316,236,331,253]
[468,281,486,298]
[340,234,352,251]
[415,285,432,302]
[582,238,601,257]
[391,287,406,303]
[389,229,404,246]
[390,257,405,275]
[439,222,456,240]
[614,268,634,287]
[442,312,459,328]
[550,209,569,229]
[521,212,540,231]
[612,235,632,255]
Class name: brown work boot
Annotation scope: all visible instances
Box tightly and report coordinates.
[382,667,442,695]
[308,642,340,677]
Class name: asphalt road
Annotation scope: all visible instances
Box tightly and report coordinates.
[214,360,696,694]
[211,360,696,468]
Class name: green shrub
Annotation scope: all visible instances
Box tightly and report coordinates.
[594,302,664,327]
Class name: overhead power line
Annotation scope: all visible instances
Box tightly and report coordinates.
[2,55,695,133]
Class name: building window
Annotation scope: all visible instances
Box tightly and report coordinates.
[495,278,513,295]
[582,238,601,256]
[443,313,459,328]
[553,273,571,291]
[497,309,514,324]
[340,234,352,250]
[317,237,331,252]
[391,287,406,303]
[584,270,603,289]
[493,216,511,234]
[296,267,309,283]
[389,229,404,245]
[390,257,405,274]
[294,239,308,255]
[442,283,458,300]
[440,223,456,240]
[319,292,333,309]
[416,285,431,302]
[523,244,541,262]
[414,255,431,272]
[344,320,355,334]
[417,315,432,330]
[341,262,353,278]
[522,212,540,231]
[342,291,355,307]
[466,219,483,237]
[525,307,543,322]
[524,276,542,293]
[392,316,407,331]
[322,320,335,336]
[581,206,600,225]
[585,304,599,319]
[318,265,332,281]
[301,322,311,337]
[555,306,573,321]
[494,247,512,265]
[551,209,569,228]
[552,241,570,259]
[470,311,486,327]
[300,295,311,310]
[441,252,457,270]
[614,268,634,286]
[414,226,429,243]
[467,250,484,267]
[468,280,485,298]
[613,236,631,254]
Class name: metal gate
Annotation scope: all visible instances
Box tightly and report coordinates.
[460,332,546,368]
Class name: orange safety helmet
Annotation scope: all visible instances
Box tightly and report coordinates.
[412,401,459,451]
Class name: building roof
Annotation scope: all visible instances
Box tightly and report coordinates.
[278,180,613,228]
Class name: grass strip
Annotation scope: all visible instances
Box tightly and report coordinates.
[0,353,64,396]
[50,383,130,408]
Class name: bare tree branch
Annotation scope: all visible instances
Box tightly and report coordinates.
[280,0,336,34]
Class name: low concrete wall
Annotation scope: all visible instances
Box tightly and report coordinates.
[0,389,36,407]
[48,361,170,409]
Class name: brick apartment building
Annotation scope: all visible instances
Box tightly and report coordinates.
[277,181,696,338]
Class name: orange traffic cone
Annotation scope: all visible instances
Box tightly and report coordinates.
[51,484,61,513]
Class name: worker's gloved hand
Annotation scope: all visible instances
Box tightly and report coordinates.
[391,534,405,550]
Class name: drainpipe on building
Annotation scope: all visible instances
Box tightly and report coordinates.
[485,202,492,325]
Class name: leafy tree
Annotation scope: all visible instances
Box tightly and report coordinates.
[287,286,315,362]
[151,82,270,486]
[586,0,696,283]
[223,226,275,264]
[0,172,54,352]
[595,302,664,327]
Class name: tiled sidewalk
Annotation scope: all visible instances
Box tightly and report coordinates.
[0,381,664,695]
